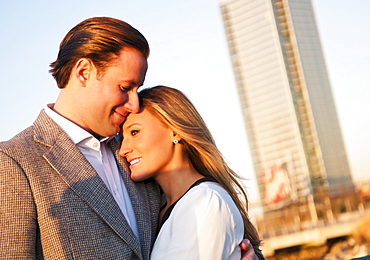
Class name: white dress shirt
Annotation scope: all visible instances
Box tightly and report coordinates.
[150,182,243,260]
[45,104,139,239]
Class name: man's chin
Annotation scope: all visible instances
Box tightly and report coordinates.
[98,128,120,138]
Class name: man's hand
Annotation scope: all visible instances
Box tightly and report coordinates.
[240,239,258,260]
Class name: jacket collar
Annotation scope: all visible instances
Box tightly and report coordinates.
[33,110,146,259]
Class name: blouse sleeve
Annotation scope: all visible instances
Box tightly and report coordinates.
[151,184,244,260]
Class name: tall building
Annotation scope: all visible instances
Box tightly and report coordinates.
[220,0,355,223]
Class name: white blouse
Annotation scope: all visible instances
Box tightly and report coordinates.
[150,182,244,260]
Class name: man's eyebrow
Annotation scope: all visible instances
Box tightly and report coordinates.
[119,79,143,86]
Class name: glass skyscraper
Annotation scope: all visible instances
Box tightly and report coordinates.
[220,0,354,219]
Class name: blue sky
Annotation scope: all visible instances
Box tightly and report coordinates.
[1,0,369,202]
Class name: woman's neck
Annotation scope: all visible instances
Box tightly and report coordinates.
[155,164,204,207]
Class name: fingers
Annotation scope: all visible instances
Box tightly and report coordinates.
[239,239,252,251]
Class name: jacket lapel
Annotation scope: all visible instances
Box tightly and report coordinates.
[109,138,154,258]
[33,111,143,258]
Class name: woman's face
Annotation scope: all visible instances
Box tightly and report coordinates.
[119,108,177,182]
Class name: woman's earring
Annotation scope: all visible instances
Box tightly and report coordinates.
[173,140,179,144]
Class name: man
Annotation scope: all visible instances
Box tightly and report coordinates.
[0,17,262,259]
[0,17,160,259]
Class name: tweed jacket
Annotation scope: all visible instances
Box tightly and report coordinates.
[0,110,160,259]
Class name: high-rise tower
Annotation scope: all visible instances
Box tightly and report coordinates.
[220,0,355,224]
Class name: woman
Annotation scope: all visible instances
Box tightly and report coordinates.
[120,86,264,259]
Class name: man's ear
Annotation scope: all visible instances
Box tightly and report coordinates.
[74,58,92,86]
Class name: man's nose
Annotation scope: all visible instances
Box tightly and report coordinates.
[125,91,140,113]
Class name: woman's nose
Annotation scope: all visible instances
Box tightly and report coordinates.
[119,142,132,157]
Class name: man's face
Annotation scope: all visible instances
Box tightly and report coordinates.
[81,48,148,137]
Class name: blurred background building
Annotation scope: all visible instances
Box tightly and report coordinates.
[220,0,363,256]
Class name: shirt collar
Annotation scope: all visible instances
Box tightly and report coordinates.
[44,104,113,145]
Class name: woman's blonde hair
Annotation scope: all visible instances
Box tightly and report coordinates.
[139,85,261,249]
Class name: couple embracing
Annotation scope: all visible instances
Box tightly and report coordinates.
[0,17,264,260]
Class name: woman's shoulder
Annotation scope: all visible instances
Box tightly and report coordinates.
[187,181,232,200]
[177,181,241,217]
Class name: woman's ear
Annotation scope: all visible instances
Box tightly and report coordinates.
[172,132,182,144]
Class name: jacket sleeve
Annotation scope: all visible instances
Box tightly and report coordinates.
[0,151,37,259]
[255,248,266,260]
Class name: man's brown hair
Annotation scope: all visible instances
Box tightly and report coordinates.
[50,17,150,89]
